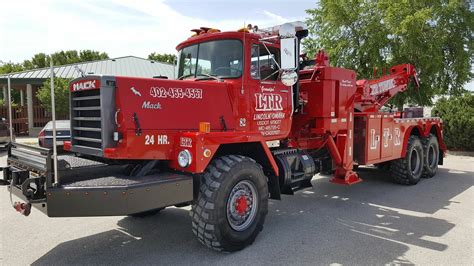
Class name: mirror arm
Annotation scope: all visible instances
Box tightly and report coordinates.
[261,70,281,81]
[261,42,281,70]
[259,36,279,42]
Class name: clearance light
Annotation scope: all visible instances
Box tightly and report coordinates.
[190,27,220,37]
[199,122,211,133]
[203,149,212,158]
[63,141,72,151]
[104,148,117,158]
[191,29,202,37]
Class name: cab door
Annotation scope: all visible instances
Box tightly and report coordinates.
[248,43,292,139]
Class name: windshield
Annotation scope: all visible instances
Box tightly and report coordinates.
[177,39,243,79]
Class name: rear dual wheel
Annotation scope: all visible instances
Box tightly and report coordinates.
[391,135,424,185]
[391,134,440,185]
[191,155,268,252]
[422,134,439,178]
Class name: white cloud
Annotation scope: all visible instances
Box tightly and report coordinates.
[261,10,289,24]
[0,0,296,63]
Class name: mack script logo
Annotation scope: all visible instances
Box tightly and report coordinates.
[142,101,161,109]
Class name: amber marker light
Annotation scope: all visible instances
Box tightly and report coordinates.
[199,122,211,133]
[203,149,212,158]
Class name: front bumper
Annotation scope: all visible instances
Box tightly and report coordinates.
[4,169,193,217]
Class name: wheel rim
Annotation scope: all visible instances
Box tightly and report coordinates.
[410,148,421,175]
[428,145,438,169]
[226,180,258,231]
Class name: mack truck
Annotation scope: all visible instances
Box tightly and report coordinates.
[2,22,445,252]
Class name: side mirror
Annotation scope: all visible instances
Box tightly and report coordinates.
[280,37,297,70]
[281,70,298,86]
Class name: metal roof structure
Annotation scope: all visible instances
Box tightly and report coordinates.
[0,56,175,86]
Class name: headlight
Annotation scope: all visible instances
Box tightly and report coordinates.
[178,149,192,168]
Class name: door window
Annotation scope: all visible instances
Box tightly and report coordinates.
[250,44,280,81]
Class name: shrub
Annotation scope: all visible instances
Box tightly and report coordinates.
[432,93,474,151]
[36,78,72,117]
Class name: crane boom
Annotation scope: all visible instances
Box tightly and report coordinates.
[355,64,419,112]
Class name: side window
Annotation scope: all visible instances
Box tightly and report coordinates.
[251,45,260,79]
[179,45,198,77]
[250,44,280,81]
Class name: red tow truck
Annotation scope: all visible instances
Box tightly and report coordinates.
[2,22,445,251]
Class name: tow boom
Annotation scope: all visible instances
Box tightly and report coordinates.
[355,64,419,112]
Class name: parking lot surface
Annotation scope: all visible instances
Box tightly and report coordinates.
[0,152,473,265]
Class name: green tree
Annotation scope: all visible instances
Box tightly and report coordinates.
[36,78,72,117]
[2,50,110,75]
[0,61,24,74]
[23,53,49,69]
[147,53,176,64]
[79,50,109,62]
[432,93,474,151]
[305,0,473,108]
[22,50,109,70]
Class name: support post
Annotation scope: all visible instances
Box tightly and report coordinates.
[20,89,24,106]
[50,60,59,185]
[2,85,6,104]
[26,84,34,133]
[7,77,13,142]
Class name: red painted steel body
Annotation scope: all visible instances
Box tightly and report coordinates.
[66,29,446,184]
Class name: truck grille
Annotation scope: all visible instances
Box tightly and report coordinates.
[71,89,102,150]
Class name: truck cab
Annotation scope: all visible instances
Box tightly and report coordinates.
[65,24,306,176]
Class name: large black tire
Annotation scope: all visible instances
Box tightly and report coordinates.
[191,155,268,252]
[128,207,165,218]
[390,135,424,185]
[422,134,439,178]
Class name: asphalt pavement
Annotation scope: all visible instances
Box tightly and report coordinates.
[0,152,473,265]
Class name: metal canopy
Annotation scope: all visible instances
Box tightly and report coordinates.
[0,56,175,85]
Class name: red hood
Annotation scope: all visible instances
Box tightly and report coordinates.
[114,77,236,131]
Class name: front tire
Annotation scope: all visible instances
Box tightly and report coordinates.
[191,155,268,252]
[391,135,424,185]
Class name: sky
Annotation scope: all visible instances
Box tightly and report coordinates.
[0,0,472,90]
[0,0,315,62]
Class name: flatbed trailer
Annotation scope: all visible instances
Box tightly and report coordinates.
[2,22,446,252]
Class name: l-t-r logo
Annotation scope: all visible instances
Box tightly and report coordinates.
[394,128,401,146]
[383,128,391,148]
[370,129,380,150]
